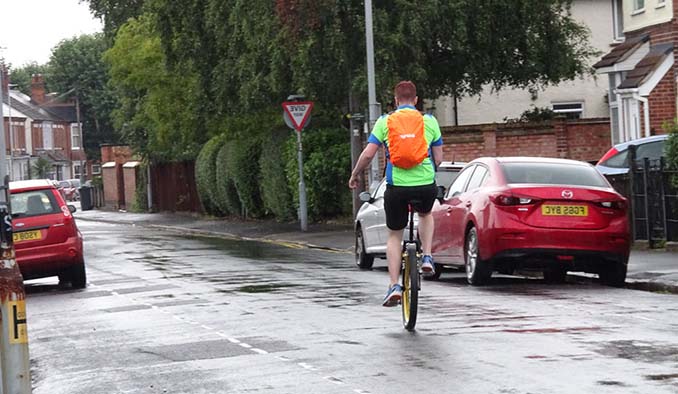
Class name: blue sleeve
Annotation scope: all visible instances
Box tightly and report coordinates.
[367,134,382,146]
[430,137,443,146]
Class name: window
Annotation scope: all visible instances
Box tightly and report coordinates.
[435,168,462,189]
[92,164,101,175]
[446,166,474,198]
[635,141,665,161]
[502,163,608,187]
[552,102,584,120]
[466,166,489,191]
[612,0,624,40]
[42,123,54,149]
[11,190,60,218]
[633,0,644,11]
[71,123,81,150]
[74,164,82,178]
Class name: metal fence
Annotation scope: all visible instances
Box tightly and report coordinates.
[607,147,678,247]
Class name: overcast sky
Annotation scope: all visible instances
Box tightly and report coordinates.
[0,0,103,68]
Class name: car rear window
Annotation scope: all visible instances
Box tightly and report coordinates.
[502,162,609,187]
[11,190,61,218]
[599,150,629,168]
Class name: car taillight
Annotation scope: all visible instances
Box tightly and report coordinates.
[597,200,627,210]
[597,147,619,165]
[490,194,535,206]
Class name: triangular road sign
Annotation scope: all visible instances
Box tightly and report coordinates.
[282,101,314,131]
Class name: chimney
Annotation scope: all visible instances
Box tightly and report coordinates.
[31,74,46,104]
[1,64,8,97]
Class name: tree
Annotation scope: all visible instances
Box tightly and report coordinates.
[105,14,205,162]
[48,34,118,161]
[31,157,52,179]
[8,62,51,95]
[85,0,147,38]
[153,0,597,117]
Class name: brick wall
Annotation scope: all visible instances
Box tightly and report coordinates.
[123,165,138,209]
[102,165,120,208]
[647,67,677,134]
[439,118,611,164]
[31,123,43,149]
[101,144,133,164]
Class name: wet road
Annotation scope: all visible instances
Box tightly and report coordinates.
[26,221,678,394]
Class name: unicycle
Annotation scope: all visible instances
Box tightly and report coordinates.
[401,204,421,331]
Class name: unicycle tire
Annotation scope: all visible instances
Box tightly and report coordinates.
[401,243,419,331]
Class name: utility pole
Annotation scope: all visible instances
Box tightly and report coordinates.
[0,68,33,394]
[7,88,13,181]
[75,95,84,184]
[364,0,382,190]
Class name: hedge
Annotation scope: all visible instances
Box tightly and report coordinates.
[214,141,241,215]
[195,134,226,216]
[260,128,295,220]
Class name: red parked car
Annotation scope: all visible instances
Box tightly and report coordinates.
[431,157,630,286]
[9,180,86,288]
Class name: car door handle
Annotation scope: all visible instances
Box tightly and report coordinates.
[465,202,472,208]
[446,207,453,213]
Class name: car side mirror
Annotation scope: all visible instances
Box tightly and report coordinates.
[436,185,446,202]
[68,205,77,214]
[359,191,373,203]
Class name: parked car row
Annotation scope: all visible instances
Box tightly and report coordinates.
[355,156,631,287]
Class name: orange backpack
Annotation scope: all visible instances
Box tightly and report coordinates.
[386,110,429,169]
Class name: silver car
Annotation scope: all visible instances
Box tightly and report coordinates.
[354,162,465,274]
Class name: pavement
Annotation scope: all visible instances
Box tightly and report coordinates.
[72,206,678,294]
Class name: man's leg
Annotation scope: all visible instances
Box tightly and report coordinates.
[417,212,433,256]
[386,228,404,286]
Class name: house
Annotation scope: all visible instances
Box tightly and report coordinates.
[433,0,618,127]
[1,67,89,181]
[594,0,677,144]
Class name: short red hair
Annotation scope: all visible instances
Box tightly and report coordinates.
[394,80,417,102]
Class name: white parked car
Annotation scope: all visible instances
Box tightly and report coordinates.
[354,162,465,276]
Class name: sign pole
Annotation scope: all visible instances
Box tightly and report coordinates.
[282,99,314,232]
[0,68,32,394]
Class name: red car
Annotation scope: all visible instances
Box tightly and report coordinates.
[9,180,86,288]
[431,157,630,286]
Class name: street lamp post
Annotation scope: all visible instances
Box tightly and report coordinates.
[7,84,15,181]
[364,0,382,190]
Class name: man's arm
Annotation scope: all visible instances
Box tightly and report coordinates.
[348,143,379,189]
[431,145,443,167]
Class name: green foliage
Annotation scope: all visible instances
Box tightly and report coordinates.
[505,106,556,123]
[195,134,226,216]
[84,0,147,38]
[154,0,597,116]
[131,163,148,212]
[31,157,52,179]
[284,128,351,221]
[214,142,241,216]
[105,14,206,162]
[228,137,265,218]
[8,62,50,95]
[49,33,118,161]
[664,120,678,170]
[260,129,295,221]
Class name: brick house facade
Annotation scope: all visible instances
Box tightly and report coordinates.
[594,0,678,143]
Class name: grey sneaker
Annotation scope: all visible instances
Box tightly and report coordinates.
[422,255,435,276]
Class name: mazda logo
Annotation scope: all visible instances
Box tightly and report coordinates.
[561,190,573,199]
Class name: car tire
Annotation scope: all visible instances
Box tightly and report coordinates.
[543,267,567,283]
[64,260,87,289]
[355,228,374,270]
[599,261,627,287]
[423,263,443,281]
[465,226,491,286]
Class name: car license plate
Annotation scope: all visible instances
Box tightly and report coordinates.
[541,205,588,216]
[13,230,42,243]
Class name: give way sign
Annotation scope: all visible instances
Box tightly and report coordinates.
[282,101,314,132]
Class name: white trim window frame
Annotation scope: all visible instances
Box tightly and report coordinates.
[632,0,645,13]
[71,123,81,150]
[92,164,101,175]
[612,0,625,41]
[552,102,585,120]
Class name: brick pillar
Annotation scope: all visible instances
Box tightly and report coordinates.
[482,125,497,157]
[30,74,45,104]
[553,117,569,158]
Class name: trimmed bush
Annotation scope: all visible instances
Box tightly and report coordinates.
[131,162,148,213]
[260,128,295,220]
[228,136,264,218]
[195,134,226,216]
[284,128,351,221]
[214,141,241,216]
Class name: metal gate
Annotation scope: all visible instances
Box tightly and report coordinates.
[628,146,678,246]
